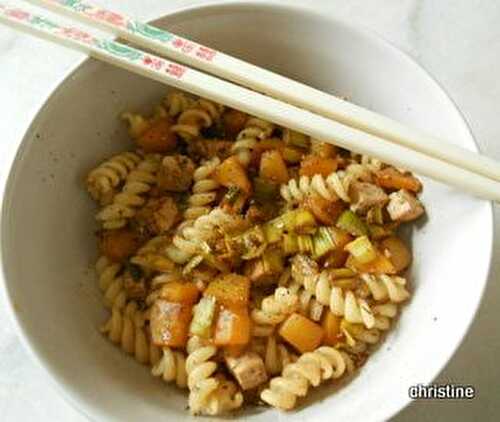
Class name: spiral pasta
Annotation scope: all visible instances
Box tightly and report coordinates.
[168,208,243,264]
[361,274,410,303]
[96,256,126,310]
[170,99,223,140]
[231,117,274,166]
[260,346,349,410]
[96,154,161,229]
[264,335,298,376]
[100,301,161,365]
[151,347,188,388]
[186,337,243,415]
[86,151,143,205]
[251,287,299,326]
[163,91,196,117]
[184,157,221,221]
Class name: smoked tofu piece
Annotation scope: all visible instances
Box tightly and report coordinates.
[387,189,425,222]
[225,352,268,390]
[349,181,388,214]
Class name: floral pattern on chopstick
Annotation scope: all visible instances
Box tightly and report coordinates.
[46,0,217,61]
[0,4,187,79]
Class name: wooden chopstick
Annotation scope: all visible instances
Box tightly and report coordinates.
[24,0,500,183]
[1,3,500,202]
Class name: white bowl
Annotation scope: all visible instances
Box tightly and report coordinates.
[0,2,493,421]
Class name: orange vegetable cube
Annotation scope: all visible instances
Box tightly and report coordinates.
[159,281,199,304]
[150,300,192,347]
[322,311,342,346]
[300,155,338,178]
[259,150,289,184]
[137,118,177,153]
[375,168,422,193]
[214,305,250,346]
[99,228,141,262]
[279,313,324,353]
[214,156,252,195]
[223,109,247,139]
[305,193,345,225]
[204,274,250,307]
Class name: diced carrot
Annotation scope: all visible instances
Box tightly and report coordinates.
[299,155,338,178]
[346,251,396,274]
[204,274,250,307]
[137,118,177,153]
[259,149,289,184]
[150,300,193,347]
[159,281,200,304]
[305,193,345,225]
[375,168,422,193]
[223,109,248,139]
[322,311,342,346]
[249,138,285,168]
[100,228,141,262]
[214,305,250,346]
[380,236,412,273]
[214,156,252,195]
[279,313,324,353]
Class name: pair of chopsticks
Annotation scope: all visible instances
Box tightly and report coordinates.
[1,1,500,201]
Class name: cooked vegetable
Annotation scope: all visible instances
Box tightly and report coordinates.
[137,117,177,153]
[282,146,304,163]
[375,167,422,193]
[312,227,337,259]
[283,128,310,148]
[259,150,289,184]
[299,155,338,178]
[214,155,252,195]
[345,236,377,264]
[189,295,217,338]
[346,251,396,274]
[367,224,393,240]
[222,109,247,139]
[214,305,251,346]
[263,209,316,241]
[204,274,251,307]
[224,186,242,205]
[100,228,140,262]
[253,177,280,203]
[336,210,369,236]
[323,249,349,269]
[305,193,345,226]
[159,281,200,304]
[150,299,193,347]
[279,313,325,353]
[329,268,357,279]
[380,236,412,272]
[322,311,342,346]
[283,233,314,256]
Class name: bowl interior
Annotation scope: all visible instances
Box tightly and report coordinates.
[1,3,492,422]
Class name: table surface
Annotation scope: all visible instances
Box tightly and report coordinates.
[1,0,499,420]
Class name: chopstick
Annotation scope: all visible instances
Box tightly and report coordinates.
[24,0,500,183]
[1,3,500,202]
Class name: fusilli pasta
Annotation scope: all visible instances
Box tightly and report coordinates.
[151,347,188,388]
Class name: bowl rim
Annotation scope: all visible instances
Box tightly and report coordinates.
[0,1,494,421]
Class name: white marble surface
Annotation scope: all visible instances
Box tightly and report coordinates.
[0,0,499,420]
